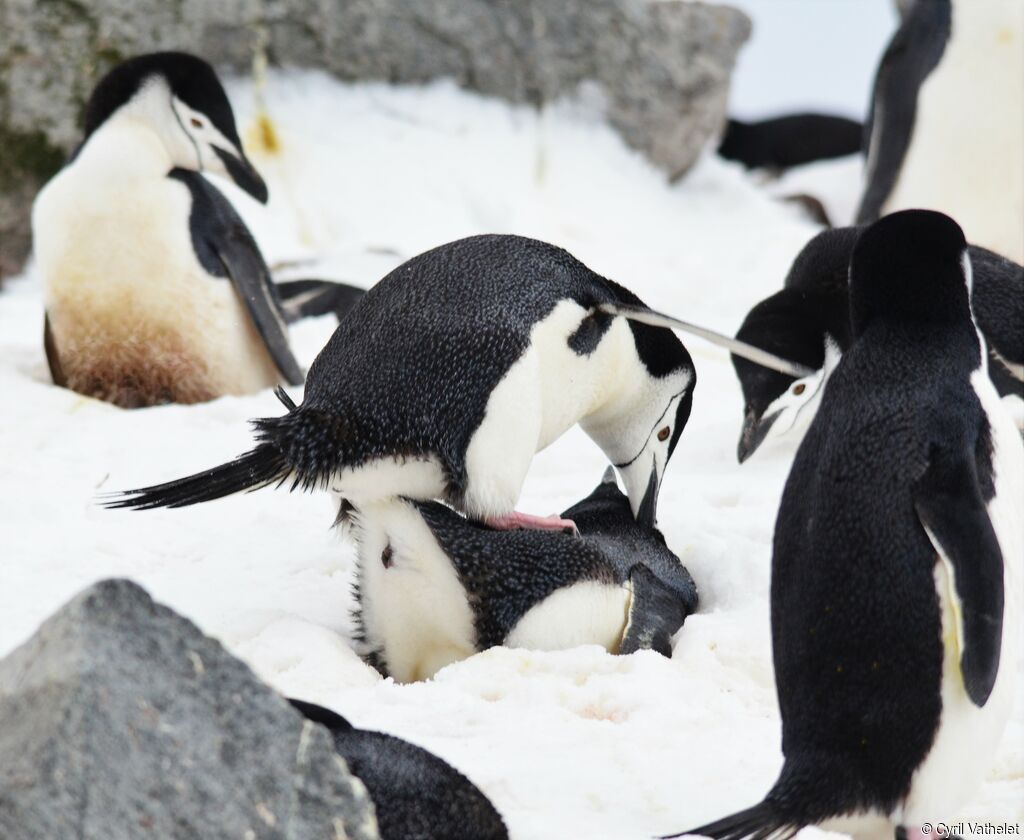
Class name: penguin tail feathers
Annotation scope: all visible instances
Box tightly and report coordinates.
[103,387,346,510]
[662,801,800,840]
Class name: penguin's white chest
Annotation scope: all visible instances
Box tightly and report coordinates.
[901,371,1024,822]
[884,1,1024,262]
[33,166,278,405]
[461,303,633,519]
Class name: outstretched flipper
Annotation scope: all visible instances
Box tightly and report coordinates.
[276,278,366,324]
[168,168,303,385]
[598,301,815,378]
[620,564,696,657]
[913,439,1004,707]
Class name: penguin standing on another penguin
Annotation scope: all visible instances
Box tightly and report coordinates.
[348,468,698,682]
[34,52,308,407]
[107,233,803,530]
[733,226,1024,462]
[857,0,1023,262]
[670,210,1023,840]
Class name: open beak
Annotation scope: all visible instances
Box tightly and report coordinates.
[737,408,780,464]
[212,146,269,204]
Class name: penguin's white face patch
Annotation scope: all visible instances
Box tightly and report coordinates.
[169,98,245,182]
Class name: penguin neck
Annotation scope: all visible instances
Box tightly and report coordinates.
[73,115,176,182]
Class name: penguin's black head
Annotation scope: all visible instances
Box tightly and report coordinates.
[732,227,860,463]
[81,52,268,203]
[850,210,971,337]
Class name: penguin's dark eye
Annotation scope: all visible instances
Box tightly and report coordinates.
[381,544,393,569]
[190,117,204,129]
[657,426,671,442]
[792,383,806,396]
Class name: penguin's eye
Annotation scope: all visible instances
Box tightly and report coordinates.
[190,117,204,129]
[657,426,671,442]
[792,383,806,396]
[381,544,393,569]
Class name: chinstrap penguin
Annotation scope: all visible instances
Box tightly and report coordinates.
[733,226,1024,462]
[33,52,306,407]
[857,0,1023,262]
[670,210,1024,840]
[290,699,509,840]
[347,468,698,683]
[107,233,803,529]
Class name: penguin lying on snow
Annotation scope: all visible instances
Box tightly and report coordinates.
[857,0,1023,262]
[108,233,801,529]
[32,52,351,407]
[290,699,508,840]
[733,226,1024,462]
[348,468,698,682]
[672,211,1024,840]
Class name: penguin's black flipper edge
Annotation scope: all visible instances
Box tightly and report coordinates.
[168,168,304,386]
[620,565,692,658]
[661,801,797,840]
[276,278,366,324]
[913,444,1004,707]
[856,2,951,223]
[43,313,67,388]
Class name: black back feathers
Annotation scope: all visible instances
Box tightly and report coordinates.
[83,52,241,145]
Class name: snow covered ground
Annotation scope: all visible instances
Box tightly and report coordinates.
[1,72,1021,839]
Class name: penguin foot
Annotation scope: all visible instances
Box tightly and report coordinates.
[485,511,578,535]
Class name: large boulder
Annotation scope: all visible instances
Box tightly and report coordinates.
[0,579,379,840]
[0,0,750,278]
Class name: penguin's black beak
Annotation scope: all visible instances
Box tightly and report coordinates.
[636,467,659,530]
[213,146,269,204]
[737,407,779,464]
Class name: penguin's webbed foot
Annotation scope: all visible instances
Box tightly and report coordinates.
[485,511,578,535]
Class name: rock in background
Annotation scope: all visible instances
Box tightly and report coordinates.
[0,578,379,840]
[0,0,750,279]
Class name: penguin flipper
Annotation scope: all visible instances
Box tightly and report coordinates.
[662,800,797,840]
[913,442,1004,707]
[168,168,303,386]
[43,313,67,388]
[276,278,366,324]
[620,565,694,658]
[856,1,951,223]
[597,302,814,378]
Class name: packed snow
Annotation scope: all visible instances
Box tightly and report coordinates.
[1,71,1020,839]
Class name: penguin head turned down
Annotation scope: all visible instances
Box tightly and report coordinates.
[80,51,267,202]
[732,226,859,463]
[582,312,695,529]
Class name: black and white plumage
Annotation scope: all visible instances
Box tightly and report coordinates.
[673,210,1023,840]
[857,0,1023,262]
[349,468,698,683]
[290,699,508,840]
[733,226,1024,462]
[32,52,320,407]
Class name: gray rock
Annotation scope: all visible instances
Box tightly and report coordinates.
[0,578,380,840]
[0,0,749,278]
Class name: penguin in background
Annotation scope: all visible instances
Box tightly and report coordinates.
[289,699,509,840]
[107,233,804,530]
[348,468,698,683]
[857,0,1023,262]
[670,210,1024,840]
[33,52,317,408]
[734,226,1024,463]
